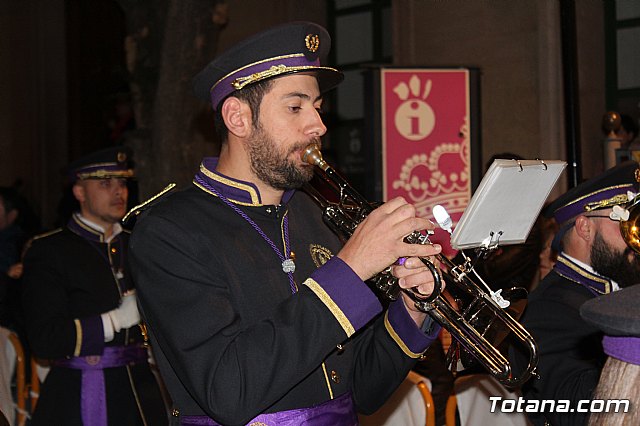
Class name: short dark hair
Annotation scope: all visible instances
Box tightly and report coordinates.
[214,79,275,143]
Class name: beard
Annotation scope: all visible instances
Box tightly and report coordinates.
[246,121,317,190]
[591,232,640,288]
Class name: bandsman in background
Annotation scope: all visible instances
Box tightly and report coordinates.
[513,160,640,426]
[22,146,168,426]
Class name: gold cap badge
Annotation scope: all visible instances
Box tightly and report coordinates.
[305,34,320,53]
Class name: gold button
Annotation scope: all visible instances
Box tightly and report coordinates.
[336,344,344,354]
[111,247,117,253]
[331,370,340,384]
[172,409,179,417]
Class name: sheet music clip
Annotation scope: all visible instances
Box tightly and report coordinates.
[481,230,503,249]
[475,230,503,260]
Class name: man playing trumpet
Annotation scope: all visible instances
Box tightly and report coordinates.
[130,22,442,425]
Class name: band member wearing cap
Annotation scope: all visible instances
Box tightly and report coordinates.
[580,283,640,425]
[22,146,168,426]
[129,22,442,425]
[512,161,640,426]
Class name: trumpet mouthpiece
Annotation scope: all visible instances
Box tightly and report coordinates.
[302,144,329,171]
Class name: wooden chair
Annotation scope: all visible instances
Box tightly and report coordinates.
[359,371,437,426]
[445,393,457,426]
[454,374,530,426]
[407,370,436,426]
[5,334,45,425]
[7,332,27,426]
[29,356,41,410]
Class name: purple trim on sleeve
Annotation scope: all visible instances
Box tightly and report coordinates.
[310,256,381,331]
[603,335,640,366]
[388,299,441,353]
[79,316,105,355]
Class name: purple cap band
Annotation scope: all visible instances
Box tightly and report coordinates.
[210,54,321,109]
[67,146,134,182]
[602,335,640,365]
[553,185,633,224]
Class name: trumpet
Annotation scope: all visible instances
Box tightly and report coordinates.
[302,144,538,388]
[620,194,640,254]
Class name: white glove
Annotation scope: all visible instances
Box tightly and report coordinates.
[102,291,140,342]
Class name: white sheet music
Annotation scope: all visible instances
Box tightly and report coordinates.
[450,159,566,250]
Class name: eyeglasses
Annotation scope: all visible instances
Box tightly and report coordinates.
[584,214,616,222]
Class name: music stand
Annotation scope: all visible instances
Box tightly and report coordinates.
[450,159,566,250]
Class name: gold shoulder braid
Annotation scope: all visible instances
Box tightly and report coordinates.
[122,183,177,225]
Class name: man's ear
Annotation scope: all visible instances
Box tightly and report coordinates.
[72,183,85,204]
[220,97,252,138]
[574,215,593,241]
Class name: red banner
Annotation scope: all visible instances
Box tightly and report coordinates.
[381,69,472,256]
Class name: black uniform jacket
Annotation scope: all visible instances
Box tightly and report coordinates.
[514,253,610,426]
[129,158,439,426]
[22,214,168,426]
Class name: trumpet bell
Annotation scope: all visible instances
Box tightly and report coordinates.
[620,196,640,254]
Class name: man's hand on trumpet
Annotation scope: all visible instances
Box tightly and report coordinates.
[391,255,444,326]
[336,196,443,327]
[337,197,440,280]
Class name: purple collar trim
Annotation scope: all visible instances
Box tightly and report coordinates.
[553,253,613,295]
[68,214,109,243]
[193,157,294,206]
[603,335,640,365]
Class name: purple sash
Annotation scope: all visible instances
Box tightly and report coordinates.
[53,345,148,426]
[181,391,358,426]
